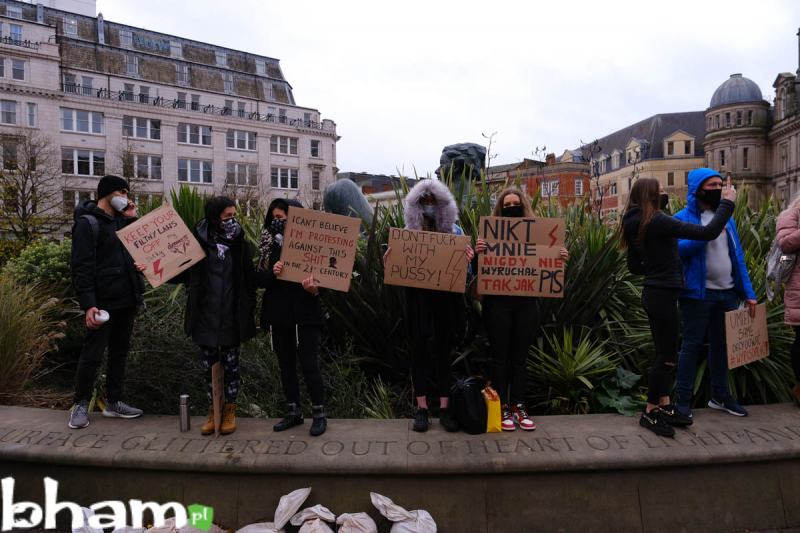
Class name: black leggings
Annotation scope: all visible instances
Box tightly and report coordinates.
[411,335,452,399]
[642,287,681,404]
[792,327,800,382]
[484,297,538,406]
[272,325,325,406]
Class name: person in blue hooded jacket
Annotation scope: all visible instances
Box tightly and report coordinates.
[673,168,757,419]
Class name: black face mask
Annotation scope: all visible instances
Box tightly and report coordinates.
[502,205,524,218]
[659,194,669,210]
[697,188,722,210]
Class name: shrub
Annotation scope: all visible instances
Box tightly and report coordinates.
[4,239,72,291]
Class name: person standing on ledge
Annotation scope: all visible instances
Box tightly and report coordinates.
[69,175,146,430]
[621,176,735,437]
[384,179,474,433]
[475,187,568,432]
[674,168,756,420]
[257,198,328,437]
[774,194,800,406]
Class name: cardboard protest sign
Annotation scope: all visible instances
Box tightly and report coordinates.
[277,207,360,292]
[477,216,566,298]
[726,303,769,369]
[116,204,205,288]
[383,227,471,293]
[211,362,223,437]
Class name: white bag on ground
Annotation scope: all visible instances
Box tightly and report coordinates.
[235,487,312,533]
[72,507,104,533]
[336,512,378,533]
[147,518,178,533]
[290,504,336,533]
[369,493,436,533]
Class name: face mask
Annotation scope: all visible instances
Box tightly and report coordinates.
[220,217,240,238]
[502,205,524,218]
[697,188,722,210]
[269,217,287,236]
[659,194,669,210]
[110,196,129,212]
[422,205,437,219]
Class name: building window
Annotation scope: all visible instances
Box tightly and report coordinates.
[6,5,22,19]
[122,83,134,101]
[178,158,212,183]
[684,140,691,154]
[312,171,320,190]
[256,59,266,75]
[310,140,320,158]
[122,116,161,140]
[80,76,93,96]
[176,64,189,85]
[270,167,299,189]
[170,41,182,58]
[1,140,17,170]
[781,144,788,172]
[269,135,298,155]
[64,16,77,36]
[0,100,16,125]
[667,172,674,186]
[736,110,742,126]
[177,123,212,146]
[725,112,731,127]
[62,148,105,176]
[715,114,720,128]
[224,72,233,93]
[743,147,749,170]
[215,50,227,67]
[135,155,161,180]
[611,182,617,195]
[126,54,138,76]
[191,94,200,111]
[237,101,246,118]
[549,180,559,197]
[708,117,712,130]
[667,141,674,156]
[226,163,257,186]
[574,179,583,196]
[26,102,36,127]
[720,149,726,167]
[11,59,24,81]
[278,108,287,124]
[226,129,256,150]
[10,23,22,43]
[61,108,103,134]
[63,190,95,214]
[138,86,150,104]
[747,110,753,125]
[176,92,186,109]
[119,29,132,47]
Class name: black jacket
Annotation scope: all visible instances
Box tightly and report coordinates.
[70,200,145,311]
[174,219,257,346]
[622,199,734,289]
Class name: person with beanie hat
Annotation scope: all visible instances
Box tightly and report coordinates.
[68,175,147,429]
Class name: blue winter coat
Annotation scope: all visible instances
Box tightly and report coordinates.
[673,167,756,302]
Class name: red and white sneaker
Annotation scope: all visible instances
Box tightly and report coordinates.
[501,404,515,431]
[512,403,536,431]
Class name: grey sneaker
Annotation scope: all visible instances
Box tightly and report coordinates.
[68,401,90,429]
[103,401,143,419]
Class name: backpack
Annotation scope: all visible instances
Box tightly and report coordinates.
[450,376,487,435]
[72,205,100,248]
[766,238,796,302]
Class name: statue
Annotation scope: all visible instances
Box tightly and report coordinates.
[322,178,374,224]
[435,143,486,182]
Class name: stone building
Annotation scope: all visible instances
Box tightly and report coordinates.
[0,0,338,224]
[487,155,591,208]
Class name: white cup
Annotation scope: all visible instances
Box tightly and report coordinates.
[94,310,110,324]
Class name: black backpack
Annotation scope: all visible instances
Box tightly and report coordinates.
[72,205,100,248]
[451,376,487,435]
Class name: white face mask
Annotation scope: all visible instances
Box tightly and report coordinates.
[110,196,129,212]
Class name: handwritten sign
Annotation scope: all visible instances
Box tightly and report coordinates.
[277,208,360,292]
[477,216,566,298]
[726,304,769,369]
[116,204,205,288]
[384,228,471,292]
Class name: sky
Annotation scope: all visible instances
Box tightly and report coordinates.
[96,0,800,176]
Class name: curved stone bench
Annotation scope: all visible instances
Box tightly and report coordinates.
[2,404,800,532]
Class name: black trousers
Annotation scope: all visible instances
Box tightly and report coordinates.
[411,334,452,399]
[272,325,325,406]
[484,297,538,406]
[642,286,680,404]
[792,327,800,382]
[73,306,137,404]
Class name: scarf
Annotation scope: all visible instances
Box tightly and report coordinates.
[257,218,286,271]
[214,220,241,260]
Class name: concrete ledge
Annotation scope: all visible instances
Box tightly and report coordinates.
[2,404,800,532]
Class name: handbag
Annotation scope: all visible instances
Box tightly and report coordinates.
[483,385,502,433]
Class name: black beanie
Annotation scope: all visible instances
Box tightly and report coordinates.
[97,175,129,199]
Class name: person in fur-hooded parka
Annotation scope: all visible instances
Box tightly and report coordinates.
[403,178,460,233]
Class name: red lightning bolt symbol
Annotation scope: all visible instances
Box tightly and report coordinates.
[549,224,559,247]
[444,252,465,290]
[152,259,164,280]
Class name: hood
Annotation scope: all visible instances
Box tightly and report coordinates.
[686,167,722,216]
[404,179,458,232]
[73,199,112,222]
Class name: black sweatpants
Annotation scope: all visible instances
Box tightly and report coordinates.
[484,297,538,406]
[272,325,325,406]
[642,286,680,404]
[73,306,137,404]
[411,335,452,399]
[791,327,800,382]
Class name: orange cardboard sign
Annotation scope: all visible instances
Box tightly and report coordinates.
[383,227,471,293]
[726,303,769,369]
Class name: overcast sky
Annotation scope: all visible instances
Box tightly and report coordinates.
[97,0,800,176]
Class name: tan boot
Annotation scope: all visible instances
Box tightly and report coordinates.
[200,406,215,436]
[220,403,237,434]
[792,384,800,406]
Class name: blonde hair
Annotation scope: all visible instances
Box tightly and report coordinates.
[492,187,534,217]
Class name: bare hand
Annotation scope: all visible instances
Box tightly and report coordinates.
[383,247,391,268]
[302,275,320,295]
[746,299,757,318]
[85,307,101,330]
[273,261,284,275]
[122,201,138,218]
[560,247,569,262]
[475,239,487,254]
[722,176,737,203]
[465,245,474,262]
[134,262,146,272]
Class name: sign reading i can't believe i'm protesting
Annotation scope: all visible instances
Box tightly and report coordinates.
[477,216,566,298]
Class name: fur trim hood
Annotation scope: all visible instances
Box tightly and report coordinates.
[404,179,458,232]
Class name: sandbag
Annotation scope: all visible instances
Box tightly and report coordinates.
[72,508,104,533]
[235,487,312,533]
[290,504,336,533]
[370,493,436,533]
[336,512,378,533]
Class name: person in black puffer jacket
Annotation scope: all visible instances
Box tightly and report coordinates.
[620,176,735,438]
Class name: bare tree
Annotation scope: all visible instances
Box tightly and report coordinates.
[580,139,602,219]
[482,131,499,176]
[0,129,66,243]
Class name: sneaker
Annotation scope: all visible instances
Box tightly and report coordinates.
[708,395,748,417]
[659,404,693,426]
[512,403,536,431]
[439,408,459,432]
[68,401,90,429]
[674,401,693,420]
[501,405,515,432]
[310,406,327,437]
[412,408,429,433]
[273,413,304,432]
[102,401,143,419]
[640,408,675,438]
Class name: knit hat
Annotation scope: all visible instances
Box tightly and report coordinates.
[97,175,129,199]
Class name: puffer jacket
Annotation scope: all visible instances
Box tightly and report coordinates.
[777,207,800,325]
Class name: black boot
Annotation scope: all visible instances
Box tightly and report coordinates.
[273,403,303,432]
[412,408,429,433]
[310,405,327,437]
[439,407,459,432]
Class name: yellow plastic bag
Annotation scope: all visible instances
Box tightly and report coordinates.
[483,386,501,433]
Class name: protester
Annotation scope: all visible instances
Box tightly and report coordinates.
[69,175,146,429]
[173,196,257,436]
[257,198,328,437]
[621,176,735,436]
[775,195,800,406]
[384,179,474,433]
[674,168,757,419]
[474,187,568,431]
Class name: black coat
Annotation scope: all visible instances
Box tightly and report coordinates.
[174,219,257,346]
[70,201,145,311]
[256,241,323,329]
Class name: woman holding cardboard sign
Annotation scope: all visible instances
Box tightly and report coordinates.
[475,187,568,432]
[775,196,800,406]
[385,179,474,433]
[256,198,328,437]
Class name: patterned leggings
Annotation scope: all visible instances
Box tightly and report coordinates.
[200,345,241,404]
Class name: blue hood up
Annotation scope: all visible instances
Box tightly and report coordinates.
[685,167,722,216]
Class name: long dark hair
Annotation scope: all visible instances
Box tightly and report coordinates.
[263,198,302,229]
[491,187,534,217]
[204,196,235,227]
[620,177,660,248]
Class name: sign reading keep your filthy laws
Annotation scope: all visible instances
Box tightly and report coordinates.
[477,216,566,298]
